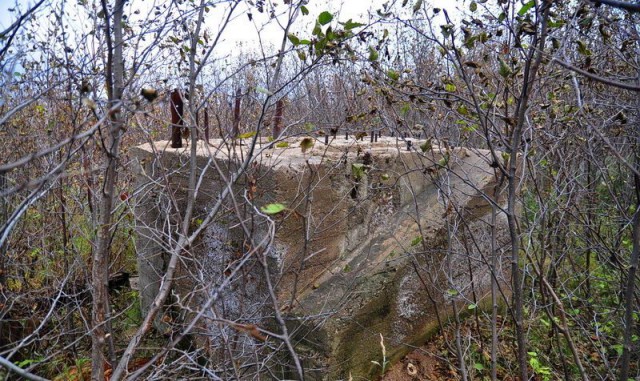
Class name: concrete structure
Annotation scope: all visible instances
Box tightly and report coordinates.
[131,136,510,380]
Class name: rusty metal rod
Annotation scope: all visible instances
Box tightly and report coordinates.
[170,89,183,148]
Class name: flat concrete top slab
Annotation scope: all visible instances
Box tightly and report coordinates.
[134,136,440,170]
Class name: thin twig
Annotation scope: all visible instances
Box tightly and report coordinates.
[551,58,640,92]
[0,355,50,381]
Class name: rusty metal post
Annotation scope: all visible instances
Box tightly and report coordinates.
[170,89,183,148]
[232,87,241,138]
[272,99,284,139]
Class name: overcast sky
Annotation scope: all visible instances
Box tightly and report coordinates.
[213,0,456,52]
[0,0,457,65]
[0,0,457,34]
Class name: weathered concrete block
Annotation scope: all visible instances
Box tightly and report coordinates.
[131,136,510,380]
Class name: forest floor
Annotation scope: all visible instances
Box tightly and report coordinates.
[381,339,456,381]
[381,315,521,381]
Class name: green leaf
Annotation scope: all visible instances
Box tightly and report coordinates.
[238,131,256,139]
[275,141,289,148]
[463,123,479,133]
[318,11,333,25]
[473,363,484,370]
[400,103,411,116]
[326,27,337,41]
[343,19,365,30]
[446,289,458,296]
[300,5,309,15]
[351,163,365,180]
[548,19,565,28]
[380,173,390,181]
[468,303,477,310]
[576,40,592,56]
[16,358,40,368]
[444,83,456,92]
[410,235,422,246]
[498,58,511,78]
[470,1,477,12]
[464,35,477,49]
[300,137,315,153]
[457,105,469,115]
[517,0,535,16]
[386,69,400,81]
[312,22,323,37]
[420,139,432,152]
[287,33,300,46]
[261,203,286,215]
[368,46,379,61]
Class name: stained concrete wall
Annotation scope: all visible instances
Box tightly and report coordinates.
[131,136,510,380]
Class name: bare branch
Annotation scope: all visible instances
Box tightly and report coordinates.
[589,0,640,12]
[0,355,50,381]
[0,0,47,61]
[0,106,113,174]
[0,79,68,126]
[552,57,640,92]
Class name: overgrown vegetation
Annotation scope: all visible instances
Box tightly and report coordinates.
[1,0,638,380]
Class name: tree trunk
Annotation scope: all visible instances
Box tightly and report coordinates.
[619,145,640,380]
[0,172,7,345]
[92,0,125,379]
[272,98,284,139]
